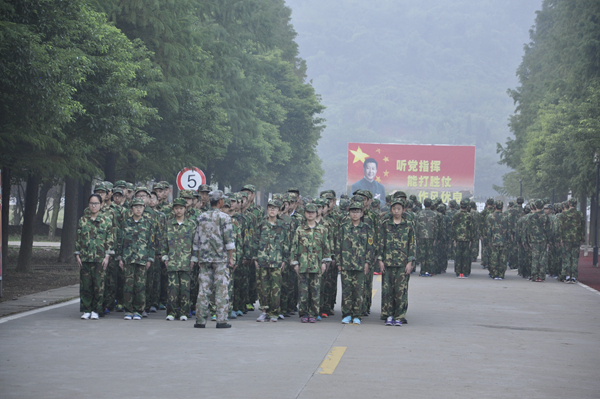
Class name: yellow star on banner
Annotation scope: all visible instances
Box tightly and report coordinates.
[376,176,381,182]
[383,156,389,163]
[350,146,370,164]
[383,170,389,177]
[376,149,381,154]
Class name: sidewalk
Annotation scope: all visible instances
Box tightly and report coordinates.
[7,241,61,248]
[0,284,79,318]
[578,250,600,291]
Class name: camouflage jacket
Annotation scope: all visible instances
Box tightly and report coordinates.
[559,208,585,243]
[336,221,374,271]
[470,209,481,240]
[480,207,494,234]
[75,212,115,262]
[291,222,332,273]
[486,211,508,246]
[526,211,550,245]
[378,218,415,266]
[452,209,475,242]
[415,209,438,240]
[231,215,244,265]
[145,207,167,255]
[516,213,530,246]
[194,208,235,263]
[252,218,290,267]
[506,207,520,238]
[119,215,156,265]
[163,217,198,271]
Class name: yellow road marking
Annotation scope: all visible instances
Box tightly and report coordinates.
[372,289,377,298]
[376,275,382,282]
[318,347,347,374]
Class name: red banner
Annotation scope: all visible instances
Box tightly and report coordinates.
[347,143,475,204]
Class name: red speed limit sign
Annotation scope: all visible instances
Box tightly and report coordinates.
[176,167,206,191]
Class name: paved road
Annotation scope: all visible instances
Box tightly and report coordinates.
[1,263,599,399]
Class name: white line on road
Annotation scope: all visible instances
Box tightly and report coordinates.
[0,298,79,324]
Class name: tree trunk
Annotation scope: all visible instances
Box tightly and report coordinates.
[16,173,40,273]
[58,177,78,263]
[12,184,23,226]
[48,182,63,240]
[580,194,588,244]
[104,151,117,183]
[1,168,11,273]
[35,182,52,228]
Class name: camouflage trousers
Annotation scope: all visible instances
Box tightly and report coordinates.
[454,241,472,276]
[471,238,479,261]
[548,243,561,276]
[448,237,456,260]
[320,264,337,313]
[233,261,249,312]
[298,272,320,318]
[363,267,374,313]
[160,260,168,306]
[255,266,262,309]
[435,239,448,274]
[103,259,118,310]
[381,267,410,319]
[190,262,200,309]
[417,238,435,274]
[283,266,299,313]
[167,271,190,318]
[481,238,491,266]
[530,243,547,280]
[340,270,365,319]
[123,263,147,316]
[488,246,506,279]
[196,262,229,324]
[80,261,105,313]
[518,243,532,278]
[258,267,282,317]
[248,261,258,305]
[145,260,160,309]
[560,242,580,280]
[116,263,125,304]
[507,239,518,269]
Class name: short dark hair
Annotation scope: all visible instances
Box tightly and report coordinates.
[88,194,103,204]
[364,158,378,170]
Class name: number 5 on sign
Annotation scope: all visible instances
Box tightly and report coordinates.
[176,167,206,191]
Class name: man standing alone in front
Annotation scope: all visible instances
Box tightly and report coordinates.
[193,190,235,329]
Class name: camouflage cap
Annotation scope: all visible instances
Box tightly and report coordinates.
[371,199,381,208]
[423,198,432,207]
[495,200,503,210]
[282,193,291,203]
[112,188,124,195]
[223,198,232,208]
[390,198,406,208]
[238,191,248,199]
[393,191,407,199]
[94,183,108,193]
[460,198,470,208]
[125,182,135,191]
[340,194,349,199]
[130,198,145,207]
[152,182,164,190]
[320,191,335,200]
[198,184,211,193]
[438,203,446,213]
[103,181,114,191]
[272,193,284,201]
[339,198,350,211]
[179,190,194,199]
[268,199,282,208]
[434,197,442,205]
[386,194,392,203]
[135,186,151,196]
[159,181,170,188]
[315,198,328,207]
[508,201,515,207]
[209,190,224,202]
[349,201,363,210]
[409,194,417,201]
[534,199,544,209]
[360,190,373,200]
[486,198,495,206]
[288,187,300,194]
[172,198,187,207]
[543,204,553,210]
[304,203,317,212]
[114,180,127,188]
[192,190,200,198]
[406,199,414,208]
[516,196,524,204]
[543,198,550,204]
[288,192,298,202]
[351,194,365,202]
[568,197,577,207]
[524,205,531,214]
[449,199,458,208]
[242,184,256,193]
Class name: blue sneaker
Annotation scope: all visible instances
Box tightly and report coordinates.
[236,310,244,317]
[316,316,322,321]
[229,311,237,319]
[341,316,352,324]
[132,314,142,320]
[353,318,361,325]
[124,314,132,320]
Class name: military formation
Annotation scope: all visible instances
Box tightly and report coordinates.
[75,179,586,326]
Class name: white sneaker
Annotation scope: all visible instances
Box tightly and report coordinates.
[270,317,278,322]
[81,312,91,320]
[166,315,175,321]
[256,313,268,322]
[132,314,142,320]
[278,314,285,320]
[90,311,99,320]
[180,315,188,321]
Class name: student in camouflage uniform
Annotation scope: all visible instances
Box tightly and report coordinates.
[436,202,450,274]
[506,201,521,269]
[486,200,508,280]
[559,198,585,283]
[75,194,115,320]
[321,191,340,317]
[252,199,289,322]
[336,201,374,325]
[452,199,475,278]
[526,199,551,282]
[479,198,495,268]
[162,198,197,321]
[446,200,459,260]
[544,204,560,278]
[469,201,481,262]
[378,198,414,326]
[415,198,438,276]
[517,205,532,278]
[193,190,235,329]
[117,198,155,320]
[291,203,331,323]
